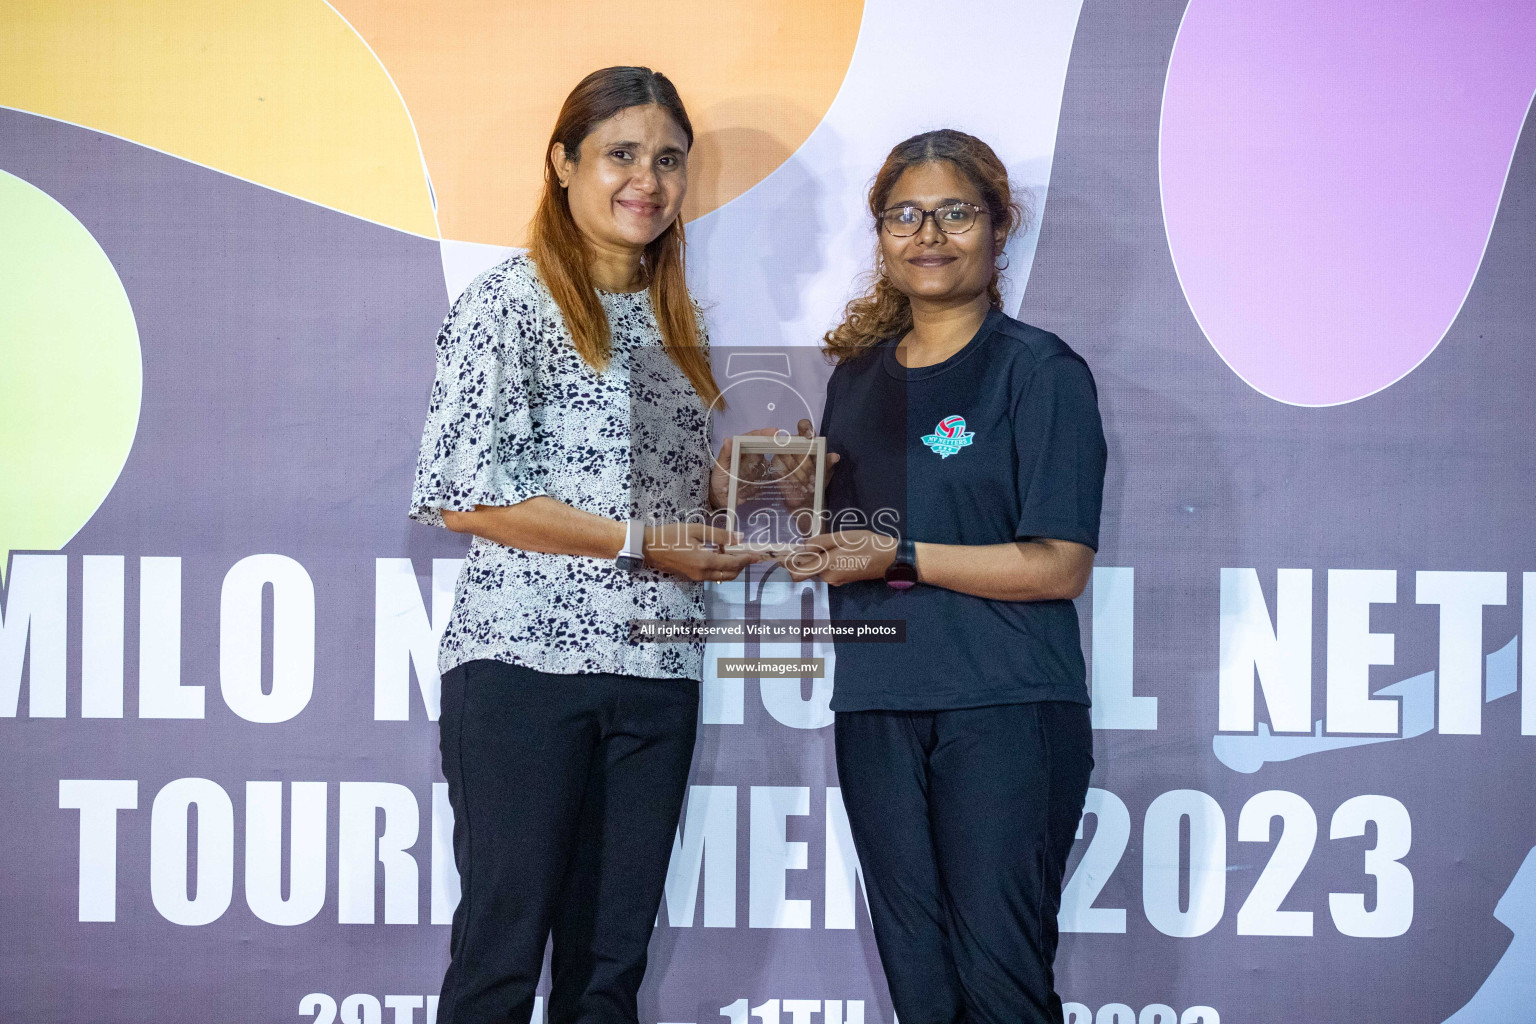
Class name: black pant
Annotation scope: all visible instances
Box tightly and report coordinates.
[437,659,700,1024]
[834,702,1093,1024]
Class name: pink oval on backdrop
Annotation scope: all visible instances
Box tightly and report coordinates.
[1160,0,1536,406]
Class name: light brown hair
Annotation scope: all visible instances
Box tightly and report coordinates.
[529,66,721,405]
[823,130,1028,363]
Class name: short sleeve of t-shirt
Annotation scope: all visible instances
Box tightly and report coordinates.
[1012,352,1107,550]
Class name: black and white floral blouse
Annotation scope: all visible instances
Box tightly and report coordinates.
[410,253,712,679]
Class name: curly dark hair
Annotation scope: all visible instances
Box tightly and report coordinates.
[823,129,1030,362]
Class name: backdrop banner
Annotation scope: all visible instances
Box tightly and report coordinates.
[3,2,1534,1023]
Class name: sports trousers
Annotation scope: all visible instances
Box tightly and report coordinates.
[436,658,700,1024]
[834,701,1094,1024]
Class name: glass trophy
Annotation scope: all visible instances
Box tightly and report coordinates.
[722,434,827,554]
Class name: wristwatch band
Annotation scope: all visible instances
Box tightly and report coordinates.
[615,518,646,572]
[884,536,918,590]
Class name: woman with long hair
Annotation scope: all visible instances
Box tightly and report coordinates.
[783,129,1107,1024]
[409,66,760,1024]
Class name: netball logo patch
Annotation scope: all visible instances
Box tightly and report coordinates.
[921,415,975,458]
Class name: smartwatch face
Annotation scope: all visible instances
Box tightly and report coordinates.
[615,554,645,572]
[885,562,918,589]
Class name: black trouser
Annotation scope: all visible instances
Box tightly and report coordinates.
[834,702,1093,1024]
[437,659,700,1024]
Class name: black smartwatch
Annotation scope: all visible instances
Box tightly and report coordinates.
[884,536,918,590]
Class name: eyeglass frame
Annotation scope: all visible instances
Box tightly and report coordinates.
[877,200,991,237]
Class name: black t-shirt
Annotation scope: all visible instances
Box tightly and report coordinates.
[821,308,1107,712]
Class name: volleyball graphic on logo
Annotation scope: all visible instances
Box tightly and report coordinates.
[921,415,975,458]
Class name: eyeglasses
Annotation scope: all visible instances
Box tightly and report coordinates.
[878,201,988,237]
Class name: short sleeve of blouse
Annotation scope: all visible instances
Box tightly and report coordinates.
[1011,352,1107,550]
[408,267,547,528]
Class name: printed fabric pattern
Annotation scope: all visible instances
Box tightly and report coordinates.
[410,253,712,679]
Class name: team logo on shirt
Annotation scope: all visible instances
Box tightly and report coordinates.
[921,415,975,458]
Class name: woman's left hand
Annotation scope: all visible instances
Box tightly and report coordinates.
[776,530,896,586]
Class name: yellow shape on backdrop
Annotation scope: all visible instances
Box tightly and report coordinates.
[0,0,436,238]
[0,170,142,578]
[331,0,865,246]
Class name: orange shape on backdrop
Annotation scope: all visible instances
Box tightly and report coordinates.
[331,0,864,246]
[0,1,436,237]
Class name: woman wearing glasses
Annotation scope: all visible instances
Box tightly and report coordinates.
[783,130,1107,1024]
[410,67,760,1024]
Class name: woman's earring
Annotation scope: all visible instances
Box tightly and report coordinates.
[995,251,1010,271]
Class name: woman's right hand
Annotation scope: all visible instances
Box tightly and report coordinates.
[644,521,767,582]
